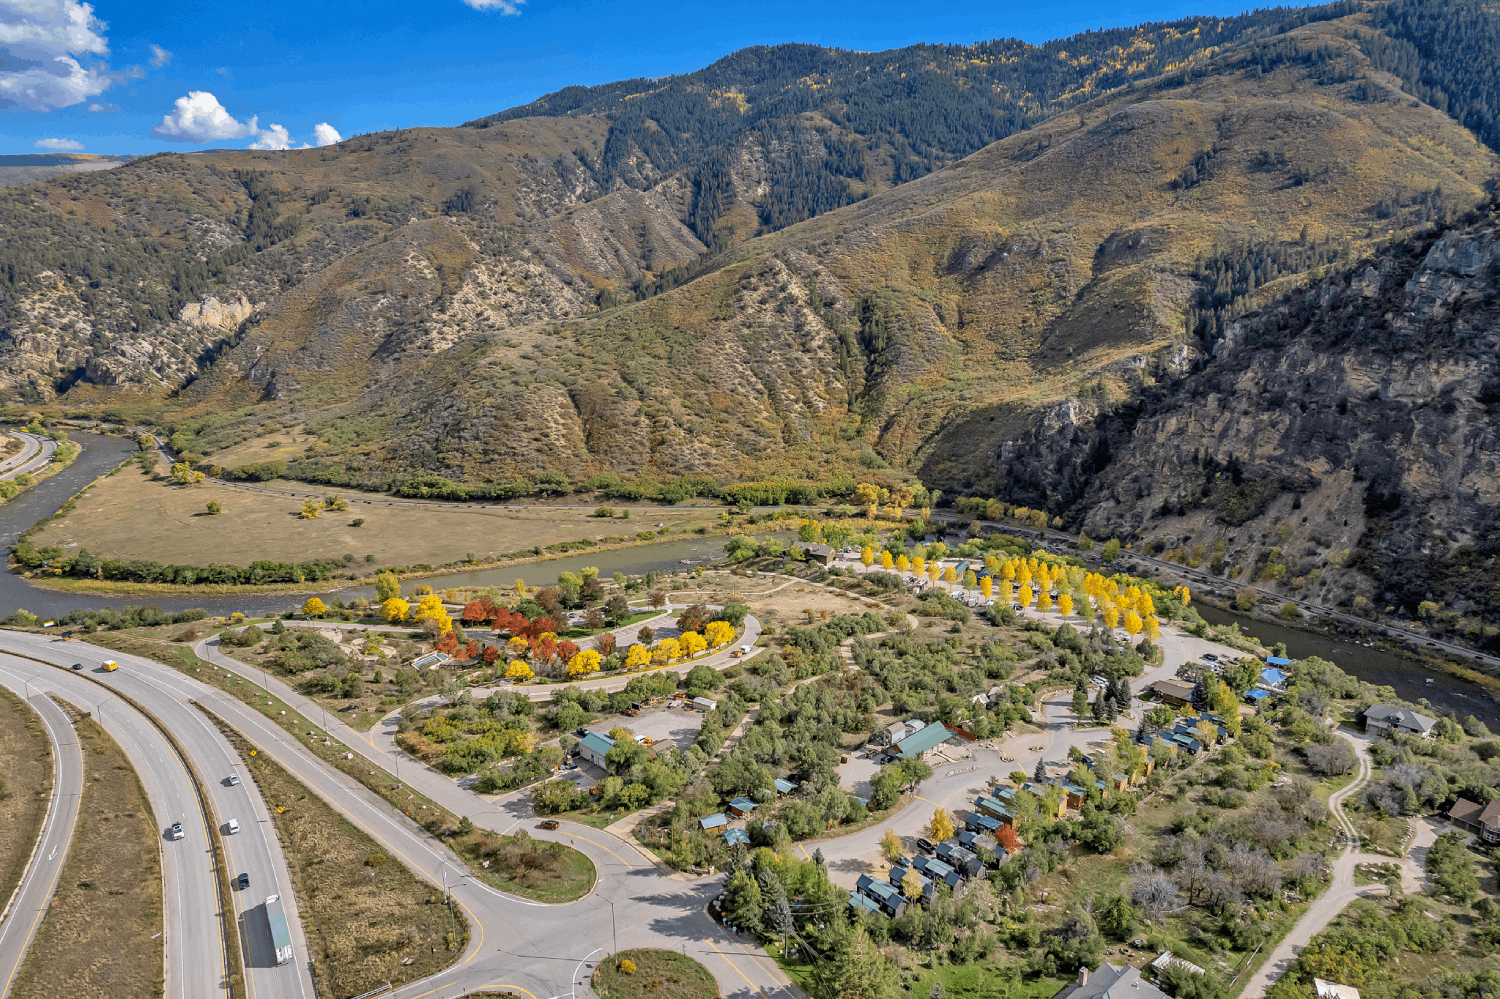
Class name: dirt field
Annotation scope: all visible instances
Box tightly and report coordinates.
[0,689,51,924]
[10,710,164,999]
[32,463,722,569]
[222,721,465,998]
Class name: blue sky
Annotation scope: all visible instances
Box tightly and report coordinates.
[3,0,1288,155]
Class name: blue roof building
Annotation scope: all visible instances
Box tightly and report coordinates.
[724,828,750,846]
[965,811,1004,834]
[1266,656,1292,667]
[774,778,798,796]
[974,795,1012,819]
[1259,666,1290,689]
[1245,688,1271,703]
[727,796,758,816]
[889,864,934,899]
[855,875,907,916]
[848,891,882,915]
[700,813,727,832]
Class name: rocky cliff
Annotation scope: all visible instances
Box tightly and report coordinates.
[975,203,1500,645]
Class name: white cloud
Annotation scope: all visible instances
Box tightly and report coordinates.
[86,100,115,111]
[0,0,114,110]
[34,136,83,150]
[248,122,292,150]
[463,0,524,13]
[312,122,341,147]
[149,42,170,67]
[150,90,255,143]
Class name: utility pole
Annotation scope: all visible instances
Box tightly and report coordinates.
[607,897,618,957]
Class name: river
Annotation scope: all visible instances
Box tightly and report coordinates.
[1194,602,1500,727]
[0,448,795,619]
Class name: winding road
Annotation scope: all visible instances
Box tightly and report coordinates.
[0,678,82,997]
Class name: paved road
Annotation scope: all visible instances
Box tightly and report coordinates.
[0,655,228,999]
[0,678,82,997]
[0,638,313,999]
[4,630,796,999]
[0,433,58,483]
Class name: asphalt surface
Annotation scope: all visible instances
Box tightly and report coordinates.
[0,433,57,482]
[0,654,226,999]
[0,638,313,999]
[0,678,82,997]
[182,633,797,999]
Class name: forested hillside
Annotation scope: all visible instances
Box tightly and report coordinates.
[469,4,1358,249]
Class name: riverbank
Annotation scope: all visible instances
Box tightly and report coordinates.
[1195,599,1500,726]
[17,517,802,598]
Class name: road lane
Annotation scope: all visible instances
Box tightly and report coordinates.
[0,681,82,998]
[0,656,221,999]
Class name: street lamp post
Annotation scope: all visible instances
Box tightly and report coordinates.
[23,673,42,703]
[607,897,618,957]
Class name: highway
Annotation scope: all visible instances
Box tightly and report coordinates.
[0,433,57,482]
[0,656,224,998]
[0,677,82,998]
[0,641,313,999]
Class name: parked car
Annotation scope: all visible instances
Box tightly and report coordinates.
[168,822,185,841]
[916,838,935,853]
[236,872,250,891]
[1201,653,1219,662]
[539,819,560,830]
[1089,676,1107,688]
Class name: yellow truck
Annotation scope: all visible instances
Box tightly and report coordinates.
[101,660,119,672]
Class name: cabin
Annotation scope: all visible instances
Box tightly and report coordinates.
[699,813,728,834]
[795,542,835,566]
[578,731,616,768]
[855,875,907,916]
[934,842,983,878]
[1151,679,1197,707]
[724,827,750,847]
[1363,705,1437,740]
[727,796,758,817]
[890,722,954,760]
[774,778,798,797]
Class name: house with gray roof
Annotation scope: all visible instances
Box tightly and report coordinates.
[1052,963,1171,999]
[1363,704,1437,740]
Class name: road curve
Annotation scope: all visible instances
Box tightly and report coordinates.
[0,680,83,998]
[0,655,224,999]
[0,640,313,999]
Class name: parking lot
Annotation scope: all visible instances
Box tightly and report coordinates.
[585,699,707,753]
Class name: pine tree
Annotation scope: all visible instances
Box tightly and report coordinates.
[1033,759,1047,782]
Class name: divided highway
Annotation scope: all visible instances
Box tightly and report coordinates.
[0,678,82,997]
[0,642,313,999]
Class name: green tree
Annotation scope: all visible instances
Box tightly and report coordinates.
[723,869,763,933]
[206,500,222,515]
[814,927,897,999]
[1101,539,1122,563]
[375,571,400,602]
[1072,688,1090,718]
[1099,893,1136,940]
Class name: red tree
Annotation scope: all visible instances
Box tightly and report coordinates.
[435,630,460,655]
[478,595,497,617]
[462,601,488,624]
[595,632,617,656]
[531,635,557,663]
[998,823,1018,852]
[481,644,500,665]
[556,640,579,662]
[464,639,480,661]
[491,608,520,635]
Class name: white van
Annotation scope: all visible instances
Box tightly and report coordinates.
[226,819,240,835]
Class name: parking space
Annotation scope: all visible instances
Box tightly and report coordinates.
[585,701,706,753]
[837,750,883,799]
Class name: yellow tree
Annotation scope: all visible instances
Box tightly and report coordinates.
[1038,590,1053,612]
[1000,580,1014,605]
[299,498,320,519]
[302,597,326,617]
[984,555,1000,574]
[375,571,400,602]
[625,644,652,670]
[1001,561,1017,582]
[413,594,451,635]
[928,807,955,841]
[705,621,734,647]
[507,636,530,658]
[1104,605,1120,629]
[680,631,707,657]
[381,597,410,623]
[1058,593,1074,617]
[880,550,894,570]
[911,556,925,576]
[512,578,528,599]
[568,649,602,677]
[980,576,993,599]
[1018,584,1034,607]
[1145,615,1162,642]
[653,638,681,665]
[901,868,925,901]
[942,566,958,584]
[861,546,875,567]
[1124,610,1143,637]
[881,828,903,864]
[505,659,534,681]
[927,562,940,582]
[895,554,910,572]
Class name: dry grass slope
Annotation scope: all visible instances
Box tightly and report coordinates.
[0,688,51,924]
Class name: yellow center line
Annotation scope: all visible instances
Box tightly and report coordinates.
[703,936,772,999]
[566,831,635,869]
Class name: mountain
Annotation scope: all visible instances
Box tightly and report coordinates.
[0,154,132,189]
[988,199,1500,651]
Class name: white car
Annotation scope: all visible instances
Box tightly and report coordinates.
[167,822,185,841]
[227,774,240,786]
[1090,676,1108,688]
[226,819,240,835]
